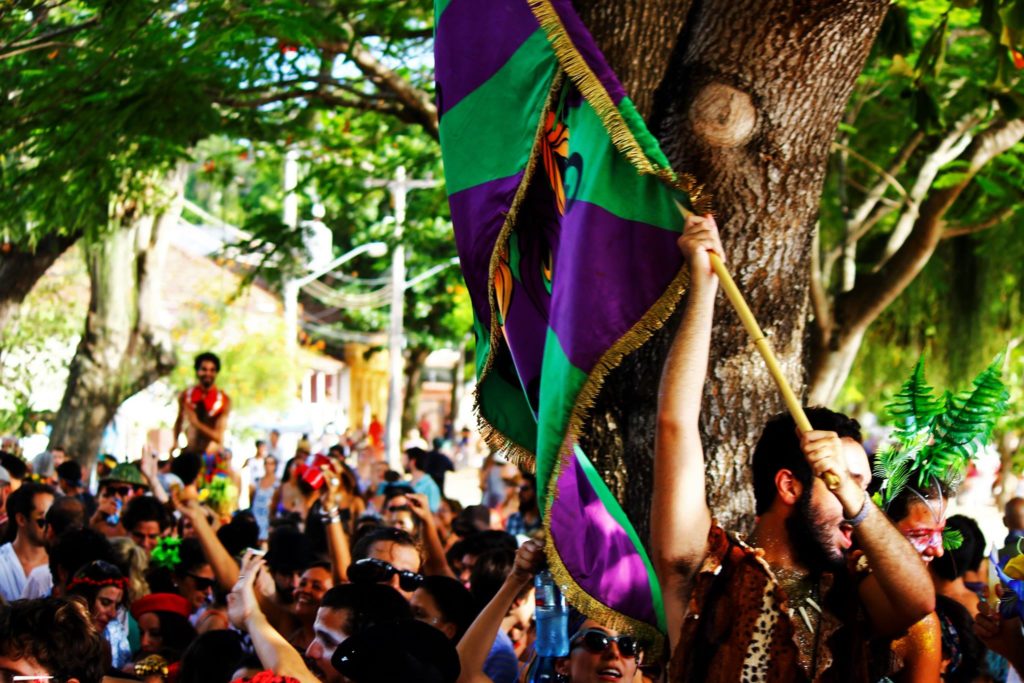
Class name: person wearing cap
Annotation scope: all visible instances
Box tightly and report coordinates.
[0,482,55,602]
[90,462,149,539]
[95,453,118,486]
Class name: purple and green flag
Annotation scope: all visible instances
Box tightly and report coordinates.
[436,0,710,653]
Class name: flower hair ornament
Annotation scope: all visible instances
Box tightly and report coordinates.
[873,356,1008,550]
[150,536,183,571]
[67,559,129,593]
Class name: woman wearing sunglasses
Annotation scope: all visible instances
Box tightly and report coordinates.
[456,539,644,683]
[146,538,217,618]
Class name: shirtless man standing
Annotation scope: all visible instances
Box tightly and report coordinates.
[174,352,232,484]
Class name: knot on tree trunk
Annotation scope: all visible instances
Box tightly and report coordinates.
[688,82,756,148]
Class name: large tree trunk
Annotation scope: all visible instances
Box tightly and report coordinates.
[400,345,431,438]
[49,169,184,469]
[0,232,79,339]
[578,0,888,533]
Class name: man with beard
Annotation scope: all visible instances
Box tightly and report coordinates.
[652,215,934,681]
[174,352,231,472]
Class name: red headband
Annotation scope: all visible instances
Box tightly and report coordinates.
[67,574,128,593]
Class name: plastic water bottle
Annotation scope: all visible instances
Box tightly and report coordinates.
[106,498,122,526]
[534,570,569,657]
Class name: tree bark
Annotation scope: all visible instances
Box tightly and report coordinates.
[580,0,888,533]
[400,345,431,438]
[48,168,184,469]
[0,232,79,339]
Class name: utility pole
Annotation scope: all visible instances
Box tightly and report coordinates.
[365,166,440,469]
[282,149,301,355]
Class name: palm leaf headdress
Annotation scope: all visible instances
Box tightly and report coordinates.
[874,357,1009,533]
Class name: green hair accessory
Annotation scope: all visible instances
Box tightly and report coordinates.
[875,356,1008,516]
[150,537,182,571]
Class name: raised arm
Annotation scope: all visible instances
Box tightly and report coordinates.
[801,431,935,634]
[320,465,353,583]
[456,539,544,683]
[229,552,319,683]
[175,497,240,592]
[651,214,722,650]
[407,492,457,579]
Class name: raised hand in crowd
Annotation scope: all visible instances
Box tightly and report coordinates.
[457,537,545,683]
[407,491,457,579]
[229,550,319,683]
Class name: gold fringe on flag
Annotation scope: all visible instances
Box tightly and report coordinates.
[540,264,690,661]
[526,0,713,214]
[473,73,567,472]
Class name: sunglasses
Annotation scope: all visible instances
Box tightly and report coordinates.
[571,629,643,660]
[34,518,48,530]
[348,558,423,592]
[187,573,216,591]
[103,485,134,498]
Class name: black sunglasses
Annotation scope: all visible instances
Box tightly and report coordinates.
[571,629,643,660]
[348,558,423,592]
[34,517,48,530]
[187,573,216,591]
[103,485,131,498]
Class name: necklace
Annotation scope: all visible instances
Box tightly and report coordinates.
[775,566,824,675]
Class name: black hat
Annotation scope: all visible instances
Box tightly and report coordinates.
[56,460,84,485]
[264,525,313,573]
[331,619,460,683]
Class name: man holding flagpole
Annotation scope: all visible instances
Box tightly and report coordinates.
[652,214,935,682]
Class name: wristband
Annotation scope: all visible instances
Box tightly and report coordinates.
[843,496,870,527]
[321,507,341,525]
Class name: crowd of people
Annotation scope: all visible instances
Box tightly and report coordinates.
[0,216,1022,683]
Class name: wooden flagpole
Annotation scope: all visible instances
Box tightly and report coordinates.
[676,202,840,489]
[708,253,841,490]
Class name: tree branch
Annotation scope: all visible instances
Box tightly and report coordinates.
[1,16,97,53]
[876,112,982,264]
[942,205,1016,239]
[832,140,910,202]
[824,131,924,270]
[838,118,1024,334]
[0,40,78,60]
[346,39,438,138]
